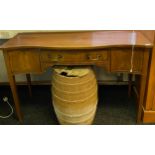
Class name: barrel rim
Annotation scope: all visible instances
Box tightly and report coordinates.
[53,67,95,79]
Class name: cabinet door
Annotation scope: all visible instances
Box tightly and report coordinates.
[145,48,155,110]
[151,96,155,110]
[111,49,144,73]
[8,49,41,74]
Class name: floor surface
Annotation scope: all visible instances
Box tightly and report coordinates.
[0,85,137,125]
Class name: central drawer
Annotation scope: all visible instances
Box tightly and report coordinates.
[40,50,109,64]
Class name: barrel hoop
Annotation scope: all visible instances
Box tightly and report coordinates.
[52,82,97,94]
[52,88,98,102]
[53,101,98,117]
[52,75,96,86]
[56,109,97,124]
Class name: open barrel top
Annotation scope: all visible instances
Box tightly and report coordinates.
[0,31,153,50]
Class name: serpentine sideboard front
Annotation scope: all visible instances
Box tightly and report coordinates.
[0,31,153,123]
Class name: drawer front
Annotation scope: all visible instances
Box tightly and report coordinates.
[40,50,108,64]
[111,49,144,73]
[8,49,41,73]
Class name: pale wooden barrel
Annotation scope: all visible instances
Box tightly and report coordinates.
[51,66,98,125]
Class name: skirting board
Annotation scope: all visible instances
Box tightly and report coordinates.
[142,108,155,123]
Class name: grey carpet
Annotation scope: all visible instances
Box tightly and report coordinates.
[0,85,137,125]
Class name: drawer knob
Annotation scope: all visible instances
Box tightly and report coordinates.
[87,54,101,61]
[47,54,63,58]
[47,54,63,62]
[57,55,63,59]
[47,54,52,58]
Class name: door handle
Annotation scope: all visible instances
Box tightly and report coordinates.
[87,54,101,61]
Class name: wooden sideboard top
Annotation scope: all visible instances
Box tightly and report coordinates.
[0,31,153,50]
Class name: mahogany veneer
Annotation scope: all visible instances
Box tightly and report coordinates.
[0,30,153,123]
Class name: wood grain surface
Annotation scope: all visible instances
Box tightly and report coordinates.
[0,31,153,50]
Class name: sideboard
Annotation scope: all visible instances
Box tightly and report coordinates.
[0,31,154,123]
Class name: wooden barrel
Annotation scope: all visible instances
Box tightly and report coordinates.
[51,66,98,125]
